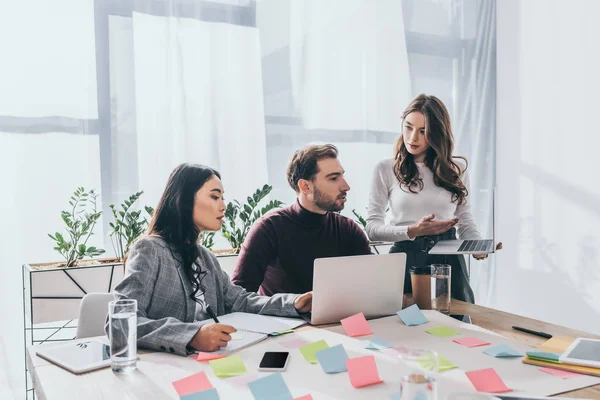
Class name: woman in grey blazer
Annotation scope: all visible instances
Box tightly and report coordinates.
[111,163,312,356]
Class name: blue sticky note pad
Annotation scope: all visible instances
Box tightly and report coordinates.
[248,373,293,400]
[362,337,393,350]
[389,392,401,400]
[180,388,220,400]
[483,344,524,358]
[315,344,349,373]
[397,304,429,326]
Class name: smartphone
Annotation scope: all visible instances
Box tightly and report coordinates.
[449,314,472,324]
[258,352,290,372]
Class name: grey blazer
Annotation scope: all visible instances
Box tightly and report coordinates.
[109,236,300,356]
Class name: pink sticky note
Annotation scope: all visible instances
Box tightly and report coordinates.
[453,337,491,348]
[197,352,227,362]
[229,373,261,389]
[466,368,512,393]
[295,396,314,400]
[340,312,373,337]
[345,355,384,388]
[280,338,310,349]
[172,371,213,396]
[539,367,584,379]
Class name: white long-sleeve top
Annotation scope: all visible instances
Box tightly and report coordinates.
[366,158,482,242]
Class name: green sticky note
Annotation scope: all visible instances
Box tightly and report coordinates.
[209,355,247,378]
[418,355,458,372]
[299,340,329,364]
[526,351,561,364]
[425,326,461,338]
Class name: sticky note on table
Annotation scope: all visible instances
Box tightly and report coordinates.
[527,351,561,363]
[425,326,460,338]
[483,344,524,358]
[248,373,293,400]
[299,340,329,364]
[346,355,384,388]
[340,312,373,337]
[539,367,584,379]
[279,337,310,349]
[209,355,247,378]
[397,304,429,326]
[180,388,220,400]
[197,352,227,362]
[466,368,512,393]
[315,344,349,373]
[361,337,393,350]
[294,395,313,400]
[418,355,458,372]
[172,371,213,396]
[453,337,491,348]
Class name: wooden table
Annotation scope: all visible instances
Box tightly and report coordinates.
[27,300,600,399]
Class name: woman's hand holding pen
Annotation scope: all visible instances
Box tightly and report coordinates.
[190,323,237,352]
[407,213,458,239]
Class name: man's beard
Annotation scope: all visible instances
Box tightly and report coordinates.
[313,186,345,212]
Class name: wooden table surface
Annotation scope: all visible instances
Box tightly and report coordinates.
[28,300,600,399]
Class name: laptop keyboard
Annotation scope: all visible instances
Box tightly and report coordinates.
[457,240,494,253]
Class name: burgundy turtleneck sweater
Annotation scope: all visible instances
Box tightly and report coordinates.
[231,201,372,296]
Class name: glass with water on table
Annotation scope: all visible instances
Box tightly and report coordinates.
[397,348,439,400]
[109,299,138,372]
[430,264,451,315]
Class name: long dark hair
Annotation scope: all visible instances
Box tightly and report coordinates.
[147,163,221,302]
[393,94,468,205]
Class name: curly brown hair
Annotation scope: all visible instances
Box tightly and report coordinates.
[393,94,468,205]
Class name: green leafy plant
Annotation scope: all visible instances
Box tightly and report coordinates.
[48,187,105,268]
[199,231,216,250]
[221,184,283,253]
[352,209,367,230]
[109,191,154,261]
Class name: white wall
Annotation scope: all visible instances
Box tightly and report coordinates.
[495,0,600,335]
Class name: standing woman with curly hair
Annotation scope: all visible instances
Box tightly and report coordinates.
[366,94,500,303]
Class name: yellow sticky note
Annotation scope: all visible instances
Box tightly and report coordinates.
[425,326,460,338]
[209,355,247,378]
[299,340,329,364]
[418,355,458,372]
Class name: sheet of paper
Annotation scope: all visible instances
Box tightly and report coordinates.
[212,331,267,355]
[425,326,461,338]
[228,373,261,389]
[340,312,373,337]
[230,332,245,340]
[180,388,220,400]
[315,344,349,373]
[397,305,429,326]
[453,337,491,348]
[299,340,329,364]
[209,355,247,378]
[345,355,384,388]
[466,368,512,393]
[539,367,584,379]
[248,373,293,400]
[279,337,310,349]
[483,344,524,358]
[172,371,212,396]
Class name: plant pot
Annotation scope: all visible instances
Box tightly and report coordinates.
[23,258,124,325]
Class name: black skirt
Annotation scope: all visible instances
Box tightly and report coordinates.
[389,228,475,303]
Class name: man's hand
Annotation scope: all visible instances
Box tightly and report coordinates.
[294,292,312,314]
[189,323,236,352]
[408,213,459,238]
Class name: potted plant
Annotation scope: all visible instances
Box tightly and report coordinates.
[216,184,283,274]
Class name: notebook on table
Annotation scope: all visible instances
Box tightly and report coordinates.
[522,336,600,377]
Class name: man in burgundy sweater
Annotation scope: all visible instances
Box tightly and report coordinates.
[231,144,372,296]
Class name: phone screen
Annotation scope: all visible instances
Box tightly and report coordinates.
[259,352,289,369]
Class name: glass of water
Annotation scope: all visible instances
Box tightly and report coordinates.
[109,299,137,373]
[430,264,451,314]
[397,348,439,400]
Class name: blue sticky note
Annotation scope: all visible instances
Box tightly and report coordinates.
[389,392,401,400]
[361,337,393,350]
[397,305,429,326]
[248,373,293,400]
[483,344,524,358]
[315,344,349,373]
[180,388,220,400]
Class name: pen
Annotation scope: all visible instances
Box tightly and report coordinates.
[512,325,552,339]
[206,305,220,323]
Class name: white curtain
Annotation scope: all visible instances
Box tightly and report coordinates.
[0,1,496,398]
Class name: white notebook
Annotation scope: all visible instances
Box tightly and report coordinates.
[215,313,306,335]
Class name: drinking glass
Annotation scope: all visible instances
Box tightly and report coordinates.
[430,264,451,314]
[109,299,137,372]
[397,348,438,400]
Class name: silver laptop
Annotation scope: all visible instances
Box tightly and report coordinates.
[429,188,496,255]
[307,253,407,325]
